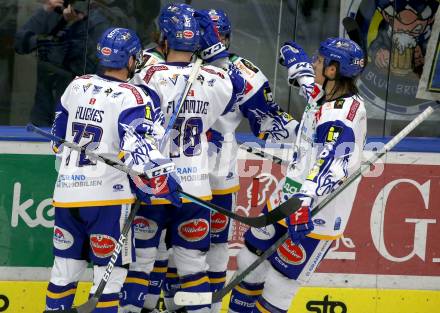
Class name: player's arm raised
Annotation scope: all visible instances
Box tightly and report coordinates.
[117,89,182,207]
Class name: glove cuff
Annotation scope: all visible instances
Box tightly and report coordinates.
[201,42,227,61]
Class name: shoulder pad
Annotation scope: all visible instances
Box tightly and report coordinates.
[118,83,146,105]
[142,65,169,84]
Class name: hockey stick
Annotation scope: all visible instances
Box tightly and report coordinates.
[160,57,203,149]
[238,142,289,166]
[42,199,141,313]
[180,190,300,228]
[27,124,174,179]
[28,125,301,228]
[174,106,435,306]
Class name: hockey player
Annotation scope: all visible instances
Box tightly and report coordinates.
[45,27,181,312]
[228,38,366,312]
[200,9,299,313]
[125,4,197,312]
[131,7,298,312]
[118,7,242,313]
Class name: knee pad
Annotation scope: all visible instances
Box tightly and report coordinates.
[206,243,229,272]
[262,266,300,310]
[129,247,157,273]
[236,246,269,284]
[91,265,127,294]
[173,246,207,277]
[50,256,88,286]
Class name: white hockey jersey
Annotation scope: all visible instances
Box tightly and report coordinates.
[209,54,299,193]
[51,74,164,208]
[268,78,367,239]
[133,61,246,204]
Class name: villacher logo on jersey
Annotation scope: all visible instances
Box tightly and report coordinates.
[178,219,209,242]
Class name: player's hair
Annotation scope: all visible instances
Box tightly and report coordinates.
[325,60,360,99]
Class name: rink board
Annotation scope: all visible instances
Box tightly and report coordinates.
[1,135,440,312]
[0,281,439,313]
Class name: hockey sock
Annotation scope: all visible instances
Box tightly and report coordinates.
[180,272,211,312]
[92,293,120,313]
[163,267,181,311]
[208,270,227,293]
[208,270,226,313]
[143,259,168,310]
[229,281,264,313]
[253,296,287,313]
[119,270,149,310]
[45,282,77,310]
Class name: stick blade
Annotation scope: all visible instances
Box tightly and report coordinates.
[174,291,212,306]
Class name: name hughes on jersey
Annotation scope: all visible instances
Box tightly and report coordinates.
[75,106,105,123]
[167,99,209,115]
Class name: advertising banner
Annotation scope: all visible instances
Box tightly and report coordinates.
[0,145,440,312]
[340,0,440,121]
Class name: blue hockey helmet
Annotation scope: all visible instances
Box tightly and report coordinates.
[203,9,231,37]
[159,8,200,52]
[318,37,365,78]
[158,3,195,32]
[96,27,142,69]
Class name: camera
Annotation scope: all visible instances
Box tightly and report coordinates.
[54,0,86,14]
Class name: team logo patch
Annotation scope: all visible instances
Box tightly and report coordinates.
[183,30,194,39]
[334,98,345,109]
[113,184,123,191]
[211,213,229,234]
[241,59,259,73]
[250,224,276,240]
[178,219,209,242]
[53,226,74,250]
[346,100,360,121]
[101,47,112,56]
[277,238,306,265]
[90,234,117,258]
[133,217,158,240]
[119,83,144,104]
[142,65,169,84]
[326,126,343,143]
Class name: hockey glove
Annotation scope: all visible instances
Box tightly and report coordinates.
[279,41,314,84]
[194,10,229,63]
[206,128,224,156]
[131,158,182,207]
[286,205,314,244]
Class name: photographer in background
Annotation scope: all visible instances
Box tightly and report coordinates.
[14,0,111,126]
[15,0,87,126]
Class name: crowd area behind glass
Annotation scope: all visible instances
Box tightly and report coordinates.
[1,0,439,136]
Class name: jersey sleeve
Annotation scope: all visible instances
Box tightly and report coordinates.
[51,83,71,153]
[299,117,357,204]
[118,86,166,170]
[236,77,299,143]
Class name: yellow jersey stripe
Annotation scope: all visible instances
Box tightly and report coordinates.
[46,288,77,299]
[166,273,179,278]
[211,185,240,195]
[181,276,209,289]
[209,277,226,284]
[152,266,168,273]
[307,232,343,240]
[235,285,263,296]
[96,300,119,308]
[125,277,149,286]
[151,195,212,205]
[53,198,135,208]
[256,301,271,313]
